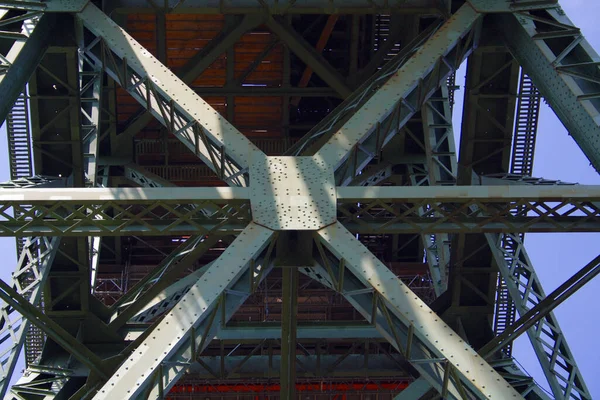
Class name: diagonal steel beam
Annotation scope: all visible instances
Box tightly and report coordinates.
[91,223,274,399]
[495,9,600,173]
[485,233,592,400]
[0,278,110,379]
[108,235,221,329]
[0,13,55,125]
[314,223,522,399]
[114,14,265,148]
[76,3,264,186]
[265,16,352,98]
[309,4,480,180]
[481,253,600,360]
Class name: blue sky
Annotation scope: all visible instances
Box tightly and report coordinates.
[0,1,599,396]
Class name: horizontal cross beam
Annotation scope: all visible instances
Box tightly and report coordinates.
[0,186,597,236]
[2,185,596,203]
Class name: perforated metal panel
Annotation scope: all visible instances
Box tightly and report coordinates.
[250,156,336,230]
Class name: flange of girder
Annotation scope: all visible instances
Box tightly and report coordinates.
[466,0,559,13]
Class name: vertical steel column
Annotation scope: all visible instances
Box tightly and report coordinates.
[406,84,456,295]
[225,15,235,123]
[280,267,298,399]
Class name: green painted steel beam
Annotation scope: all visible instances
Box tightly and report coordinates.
[112,14,265,152]
[495,10,600,173]
[0,13,55,126]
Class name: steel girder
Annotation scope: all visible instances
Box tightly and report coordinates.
[1,7,37,180]
[112,13,265,153]
[307,227,551,400]
[315,5,479,182]
[400,243,600,400]
[76,3,264,187]
[343,86,457,295]
[456,30,519,185]
[486,233,592,399]
[93,223,276,399]
[186,353,410,379]
[451,30,520,360]
[495,8,600,173]
[76,20,102,187]
[337,185,600,234]
[99,0,560,15]
[0,176,65,189]
[309,223,522,399]
[481,254,600,360]
[1,2,598,400]
[29,42,85,186]
[283,5,480,186]
[409,85,457,295]
[410,87,589,398]
[77,21,105,293]
[0,236,60,398]
[0,185,597,236]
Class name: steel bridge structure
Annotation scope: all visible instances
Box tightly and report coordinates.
[0,0,599,399]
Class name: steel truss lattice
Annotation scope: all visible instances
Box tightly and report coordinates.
[0,0,597,399]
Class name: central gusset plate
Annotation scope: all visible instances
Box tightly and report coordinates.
[250,156,336,230]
